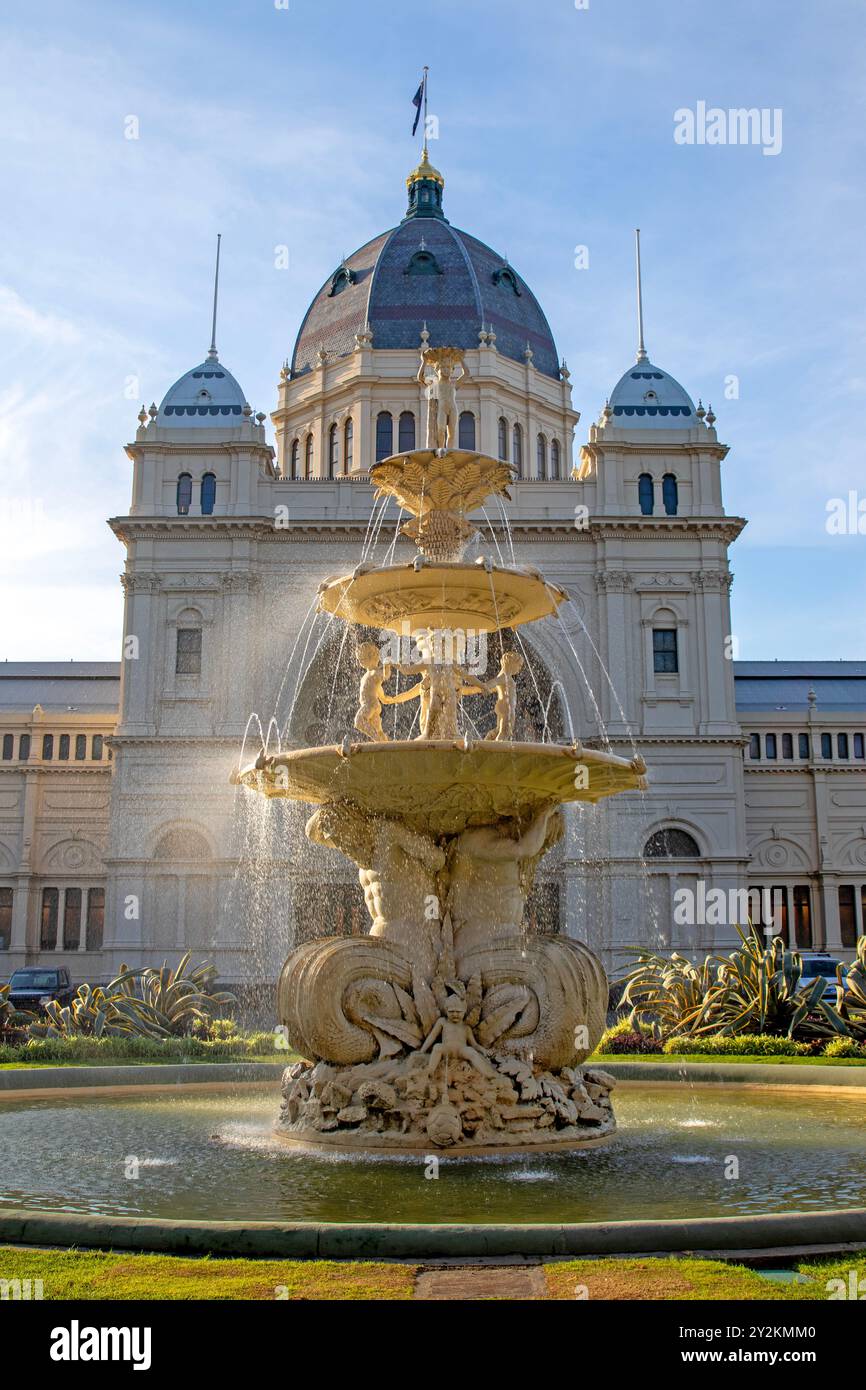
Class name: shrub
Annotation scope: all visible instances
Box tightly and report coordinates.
[662,1033,808,1057]
[823,1036,865,1059]
[598,1021,664,1054]
[0,1033,282,1065]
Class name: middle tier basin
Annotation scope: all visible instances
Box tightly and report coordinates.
[233,740,647,835]
[317,561,567,634]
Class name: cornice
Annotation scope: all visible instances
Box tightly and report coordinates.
[108,513,747,545]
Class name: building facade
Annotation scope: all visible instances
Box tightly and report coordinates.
[1,150,864,988]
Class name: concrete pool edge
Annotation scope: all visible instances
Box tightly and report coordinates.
[2,1059,866,1100]
[1,1206,865,1260]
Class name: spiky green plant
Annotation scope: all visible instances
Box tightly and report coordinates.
[0,982,34,1032]
[836,936,866,1041]
[106,952,237,1039]
[27,982,121,1038]
[622,925,849,1041]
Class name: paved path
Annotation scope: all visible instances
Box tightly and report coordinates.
[413,1265,546,1300]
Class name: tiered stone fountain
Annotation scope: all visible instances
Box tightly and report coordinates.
[233,347,646,1152]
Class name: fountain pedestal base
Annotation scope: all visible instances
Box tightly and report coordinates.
[276,1054,616,1152]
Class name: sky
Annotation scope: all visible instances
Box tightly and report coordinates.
[0,0,864,661]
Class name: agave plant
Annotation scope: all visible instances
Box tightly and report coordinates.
[622,925,850,1041]
[836,936,866,1041]
[107,952,237,1039]
[0,983,34,1032]
[27,983,122,1038]
[620,950,727,1037]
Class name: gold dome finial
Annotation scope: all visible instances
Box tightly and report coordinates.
[406,143,444,190]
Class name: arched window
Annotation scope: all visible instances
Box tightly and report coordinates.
[375,411,393,461]
[344,417,354,471]
[512,423,523,476]
[662,473,679,516]
[550,439,560,480]
[638,473,654,515]
[328,423,338,478]
[42,734,53,760]
[458,411,476,450]
[200,472,216,515]
[75,734,86,760]
[1,735,11,760]
[18,734,30,761]
[59,734,70,760]
[176,473,192,515]
[304,433,314,479]
[536,433,547,479]
[92,734,104,761]
[498,417,509,461]
[398,411,416,452]
[644,828,701,858]
[290,438,300,479]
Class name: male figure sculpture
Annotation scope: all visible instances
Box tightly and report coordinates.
[306,804,445,974]
[445,803,564,960]
[417,347,469,452]
[421,994,497,1079]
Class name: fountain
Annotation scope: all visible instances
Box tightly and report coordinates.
[232,346,647,1152]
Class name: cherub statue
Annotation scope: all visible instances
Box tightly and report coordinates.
[353,642,392,742]
[389,631,484,740]
[482,649,524,741]
[420,994,497,1079]
[417,347,469,453]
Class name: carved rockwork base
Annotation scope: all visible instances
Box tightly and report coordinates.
[275,1055,616,1152]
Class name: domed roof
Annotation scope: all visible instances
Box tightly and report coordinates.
[157,352,248,426]
[606,354,696,427]
[291,156,560,380]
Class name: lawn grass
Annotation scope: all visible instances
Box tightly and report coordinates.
[2,1247,862,1301]
[592,1052,866,1066]
[0,1247,416,1300]
[545,1254,866,1301]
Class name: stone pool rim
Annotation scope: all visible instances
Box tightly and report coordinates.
[0,1205,865,1261]
[2,1066,864,1258]
[2,1058,866,1101]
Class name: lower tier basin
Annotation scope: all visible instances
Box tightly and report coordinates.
[1,1083,863,1225]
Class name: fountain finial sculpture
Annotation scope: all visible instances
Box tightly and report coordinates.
[234,346,647,1150]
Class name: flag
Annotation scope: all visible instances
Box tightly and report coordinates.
[411,78,424,136]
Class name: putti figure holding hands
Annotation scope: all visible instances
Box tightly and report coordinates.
[353,641,393,742]
[417,346,469,452]
[391,631,484,740]
[482,649,524,741]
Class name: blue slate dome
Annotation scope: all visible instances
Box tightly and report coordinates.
[291,152,561,380]
[157,353,248,426]
[606,355,695,427]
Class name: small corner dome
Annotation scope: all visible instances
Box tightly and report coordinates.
[606,357,695,428]
[157,355,247,426]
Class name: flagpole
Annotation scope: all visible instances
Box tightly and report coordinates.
[422,65,429,146]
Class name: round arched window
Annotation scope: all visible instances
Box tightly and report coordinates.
[644,828,701,858]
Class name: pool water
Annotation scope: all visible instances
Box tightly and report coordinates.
[1,1084,863,1225]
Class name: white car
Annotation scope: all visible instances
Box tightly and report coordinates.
[799,953,848,1000]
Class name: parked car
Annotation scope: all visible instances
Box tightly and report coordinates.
[799,953,848,999]
[5,967,74,1013]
